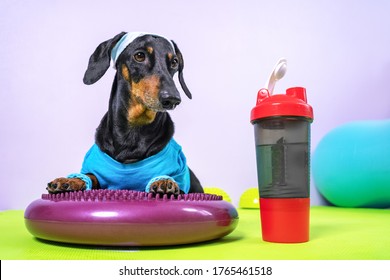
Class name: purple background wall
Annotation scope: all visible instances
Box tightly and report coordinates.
[1,0,389,210]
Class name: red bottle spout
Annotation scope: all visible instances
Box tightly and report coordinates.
[286,87,307,103]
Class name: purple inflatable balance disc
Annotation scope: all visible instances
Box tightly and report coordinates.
[24,190,239,246]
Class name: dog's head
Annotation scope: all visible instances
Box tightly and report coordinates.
[83,32,192,124]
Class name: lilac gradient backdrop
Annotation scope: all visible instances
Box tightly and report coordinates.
[1,0,389,210]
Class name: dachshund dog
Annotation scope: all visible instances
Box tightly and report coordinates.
[47,32,203,195]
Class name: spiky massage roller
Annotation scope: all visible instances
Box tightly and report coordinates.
[24,190,239,246]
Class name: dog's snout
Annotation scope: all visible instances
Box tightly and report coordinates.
[160,91,181,110]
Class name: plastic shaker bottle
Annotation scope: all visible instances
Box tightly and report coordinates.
[250,59,314,243]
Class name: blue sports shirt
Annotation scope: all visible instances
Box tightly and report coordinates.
[80,139,190,193]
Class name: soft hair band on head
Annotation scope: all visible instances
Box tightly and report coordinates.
[111,32,176,66]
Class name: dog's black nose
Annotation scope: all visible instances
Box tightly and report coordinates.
[160,91,181,109]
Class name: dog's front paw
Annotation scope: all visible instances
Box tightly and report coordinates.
[148,178,180,195]
[47,178,86,194]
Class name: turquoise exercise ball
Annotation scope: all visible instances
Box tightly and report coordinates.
[313,119,390,208]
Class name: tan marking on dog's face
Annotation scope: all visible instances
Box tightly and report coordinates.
[147,46,154,54]
[121,64,131,82]
[167,53,173,60]
[128,75,160,125]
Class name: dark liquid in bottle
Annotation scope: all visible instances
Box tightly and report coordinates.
[256,138,309,198]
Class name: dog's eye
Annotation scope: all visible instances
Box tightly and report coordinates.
[171,58,179,69]
[134,52,146,62]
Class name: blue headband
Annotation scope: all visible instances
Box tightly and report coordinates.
[111,32,175,67]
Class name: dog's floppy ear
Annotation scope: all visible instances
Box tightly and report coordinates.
[172,41,192,99]
[83,32,126,85]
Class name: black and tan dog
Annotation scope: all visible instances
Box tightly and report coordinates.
[47,32,203,195]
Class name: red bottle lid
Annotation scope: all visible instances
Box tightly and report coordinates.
[250,87,314,122]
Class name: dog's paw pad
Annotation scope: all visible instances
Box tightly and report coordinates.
[149,179,180,195]
[47,178,86,194]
